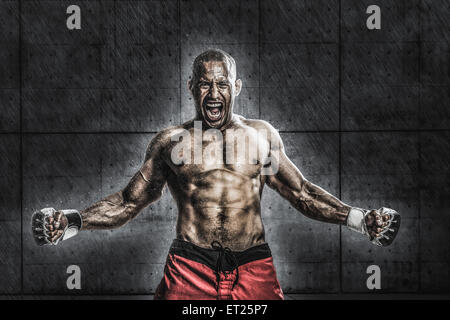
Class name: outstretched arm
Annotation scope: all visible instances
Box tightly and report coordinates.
[263,123,400,246]
[32,132,169,245]
[81,137,168,230]
[265,134,351,225]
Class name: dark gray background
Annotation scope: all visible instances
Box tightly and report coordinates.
[0,0,449,297]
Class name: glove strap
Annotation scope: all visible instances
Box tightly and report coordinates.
[346,207,368,235]
[56,209,82,244]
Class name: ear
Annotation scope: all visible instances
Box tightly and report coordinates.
[235,79,242,96]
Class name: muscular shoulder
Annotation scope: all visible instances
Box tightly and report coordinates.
[145,125,187,160]
[241,118,276,132]
[240,117,282,146]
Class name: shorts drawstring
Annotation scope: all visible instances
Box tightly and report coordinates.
[211,241,239,290]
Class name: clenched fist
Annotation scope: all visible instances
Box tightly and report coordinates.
[31,208,82,246]
[46,211,69,243]
[347,207,401,246]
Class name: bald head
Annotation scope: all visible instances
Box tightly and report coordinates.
[190,49,237,85]
[188,49,242,129]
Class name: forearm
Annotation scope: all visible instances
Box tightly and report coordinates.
[264,131,400,246]
[80,191,140,230]
[292,180,351,224]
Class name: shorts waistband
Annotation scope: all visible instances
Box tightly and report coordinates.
[168,239,272,272]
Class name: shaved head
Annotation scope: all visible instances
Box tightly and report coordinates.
[191,49,237,85]
[188,49,242,129]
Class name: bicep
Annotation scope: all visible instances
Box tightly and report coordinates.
[262,124,307,197]
[266,149,307,200]
[122,136,168,208]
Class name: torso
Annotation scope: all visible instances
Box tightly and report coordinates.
[160,115,272,250]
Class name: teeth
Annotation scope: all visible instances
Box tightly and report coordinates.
[206,103,222,107]
[204,102,223,121]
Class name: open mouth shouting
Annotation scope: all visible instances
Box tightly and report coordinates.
[203,100,224,122]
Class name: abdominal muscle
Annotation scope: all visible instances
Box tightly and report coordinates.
[168,169,266,251]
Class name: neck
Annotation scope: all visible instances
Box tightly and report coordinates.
[219,114,237,131]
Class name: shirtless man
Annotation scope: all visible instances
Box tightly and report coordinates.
[31,49,400,300]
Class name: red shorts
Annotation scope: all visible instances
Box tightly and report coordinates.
[154,239,284,300]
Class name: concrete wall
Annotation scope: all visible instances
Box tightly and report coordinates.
[0,0,449,295]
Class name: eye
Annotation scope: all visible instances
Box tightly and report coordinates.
[218,82,229,89]
[198,82,210,89]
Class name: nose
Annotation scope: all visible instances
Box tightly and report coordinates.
[209,83,219,99]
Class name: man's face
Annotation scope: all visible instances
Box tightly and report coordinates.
[190,60,241,129]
